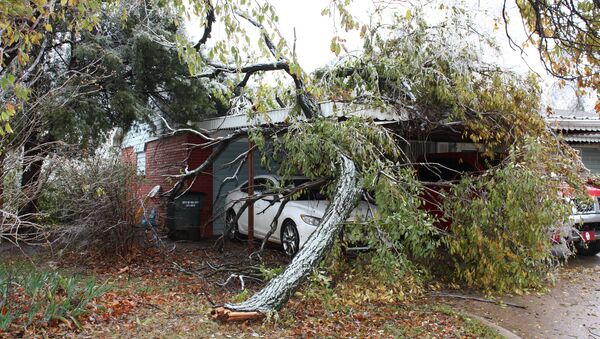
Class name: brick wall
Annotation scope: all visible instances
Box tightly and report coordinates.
[121,147,136,166]
[122,133,214,238]
[185,134,214,237]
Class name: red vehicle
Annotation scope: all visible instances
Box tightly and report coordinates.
[415,151,600,256]
[414,152,499,231]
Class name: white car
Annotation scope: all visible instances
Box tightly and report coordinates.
[563,186,600,256]
[224,175,377,256]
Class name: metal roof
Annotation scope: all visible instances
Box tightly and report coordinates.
[546,117,600,132]
[196,103,600,143]
[563,133,600,143]
[546,111,600,143]
[544,108,599,132]
[196,101,408,131]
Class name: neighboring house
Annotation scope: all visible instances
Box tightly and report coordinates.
[546,109,600,174]
[120,103,600,239]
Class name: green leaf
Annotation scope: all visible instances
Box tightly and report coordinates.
[330,38,341,56]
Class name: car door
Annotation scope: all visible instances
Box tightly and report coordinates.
[234,181,249,235]
[253,177,281,240]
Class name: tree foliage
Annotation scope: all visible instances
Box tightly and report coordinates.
[507,0,599,110]
[18,4,219,150]
[0,0,109,137]
[444,142,571,292]
[247,4,583,296]
[1,2,224,218]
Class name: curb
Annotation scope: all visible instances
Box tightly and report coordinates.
[462,311,522,339]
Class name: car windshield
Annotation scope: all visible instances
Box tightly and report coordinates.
[290,179,327,200]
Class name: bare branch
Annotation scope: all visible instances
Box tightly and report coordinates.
[194,0,216,50]
[162,131,245,199]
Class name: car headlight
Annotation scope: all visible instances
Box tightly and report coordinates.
[300,214,321,226]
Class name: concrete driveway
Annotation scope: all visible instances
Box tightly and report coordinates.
[438,254,600,338]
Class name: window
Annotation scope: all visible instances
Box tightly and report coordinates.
[136,151,146,175]
[255,178,277,192]
[240,177,276,194]
[291,179,326,200]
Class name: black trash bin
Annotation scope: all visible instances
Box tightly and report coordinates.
[166,192,204,241]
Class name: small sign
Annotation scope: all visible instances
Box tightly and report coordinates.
[182,200,199,208]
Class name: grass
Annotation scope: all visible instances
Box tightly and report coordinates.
[0,244,502,338]
[0,263,109,333]
[428,304,501,338]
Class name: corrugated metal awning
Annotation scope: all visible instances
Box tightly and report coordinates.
[196,101,408,131]
[563,133,600,143]
[546,117,600,132]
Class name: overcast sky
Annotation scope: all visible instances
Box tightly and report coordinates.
[186,0,594,112]
[270,1,541,73]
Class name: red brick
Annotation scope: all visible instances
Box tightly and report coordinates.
[121,133,214,237]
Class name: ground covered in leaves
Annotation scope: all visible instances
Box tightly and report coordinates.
[0,240,499,338]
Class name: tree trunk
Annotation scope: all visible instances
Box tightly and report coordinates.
[18,136,45,217]
[218,155,361,315]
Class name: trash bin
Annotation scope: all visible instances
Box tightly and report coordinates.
[166,192,204,241]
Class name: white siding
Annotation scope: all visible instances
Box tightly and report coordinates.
[122,115,165,152]
[575,146,600,174]
[136,151,146,175]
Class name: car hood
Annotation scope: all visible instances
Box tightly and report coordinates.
[286,200,378,221]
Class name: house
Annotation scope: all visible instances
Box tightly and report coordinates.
[546,109,600,173]
[120,104,600,239]
[120,117,215,239]
[120,102,407,238]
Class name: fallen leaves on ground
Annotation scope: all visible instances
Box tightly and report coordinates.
[0,241,497,338]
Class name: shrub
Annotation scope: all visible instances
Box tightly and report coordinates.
[443,148,571,293]
[38,151,143,256]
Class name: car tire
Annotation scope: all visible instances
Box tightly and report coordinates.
[226,210,241,241]
[575,240,600,256]
[281,220,300,257]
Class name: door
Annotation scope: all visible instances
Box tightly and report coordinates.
[234,181,250,235]
[253,177,281,240]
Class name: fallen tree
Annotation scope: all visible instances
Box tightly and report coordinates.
[22,1,572,319]
[4,0,592,320]
[213,154,361,319]
[154,0,586,316]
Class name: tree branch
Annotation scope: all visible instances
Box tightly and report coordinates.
[193,0,216,50]
[217,154,361,315]
[162,131,245,199]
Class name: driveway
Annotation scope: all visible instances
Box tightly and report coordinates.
[438,254,600,338]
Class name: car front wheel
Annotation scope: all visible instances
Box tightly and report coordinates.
[281,220,300,257]
[575,240,600,256]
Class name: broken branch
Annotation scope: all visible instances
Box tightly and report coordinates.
[219,154,361,314]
